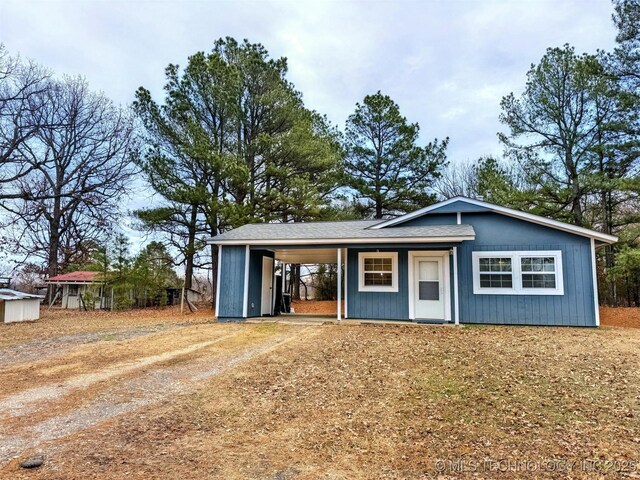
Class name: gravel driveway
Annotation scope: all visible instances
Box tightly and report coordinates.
[0,322,307,466]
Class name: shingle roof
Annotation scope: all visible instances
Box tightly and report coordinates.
[0,289,45,301]
[208,220,475,244]
[46,271,101,283]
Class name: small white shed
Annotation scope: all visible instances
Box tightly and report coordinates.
[0,289,44,323]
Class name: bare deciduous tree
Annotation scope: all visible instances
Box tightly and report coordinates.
[1,74,138,286]
[0,44,50,187]
[433,160,480,199]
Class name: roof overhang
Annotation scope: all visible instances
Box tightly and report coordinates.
[208,235,476,246]
[370,196,618,244]
[44,281,99,285]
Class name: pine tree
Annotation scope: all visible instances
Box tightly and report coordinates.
[343,91,447,219]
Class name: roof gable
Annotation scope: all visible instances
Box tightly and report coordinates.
[371,196,618,244]
[422,200,492,214]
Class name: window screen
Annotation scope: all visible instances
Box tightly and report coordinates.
[478,257,513,288]
[521,257,556,289]
[363,257,393,286]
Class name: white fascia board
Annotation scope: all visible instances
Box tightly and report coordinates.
[208,236,476,246]
[370,196,618,244]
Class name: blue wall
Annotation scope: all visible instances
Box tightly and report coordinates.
[217,245,246,320]
[347,248,409,320]
[347,247,456,321]
[401,213,457,226]
[345,211,596,325]
[247,250,274,318]
[427,202,492,214]
[456,212,596,326]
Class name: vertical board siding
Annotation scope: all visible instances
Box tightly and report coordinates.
[457,213,596,326]
[347,248,410,320]
[400,213,458,226]
[218,245,246,319]
[348,248,457,321]
[247,250,274,318]
[347,213,596,326]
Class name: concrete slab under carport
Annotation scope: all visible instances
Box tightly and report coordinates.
[245,314,453,327]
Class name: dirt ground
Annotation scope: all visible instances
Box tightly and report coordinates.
[291,300,339,314]
[600,306,640,328]
[294,300,640,329]
[0,308,639,479]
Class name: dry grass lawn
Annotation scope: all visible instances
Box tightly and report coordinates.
[0,308,639,479]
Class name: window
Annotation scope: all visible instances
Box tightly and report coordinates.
[472,251,564,295]
[521,257,557,289]
[68,285,78,297]
[359,252,398,292]
[478,257,513,289]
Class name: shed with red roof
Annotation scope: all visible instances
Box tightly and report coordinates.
[46,271,106,309]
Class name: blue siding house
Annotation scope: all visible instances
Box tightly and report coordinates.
[208,197,617,326]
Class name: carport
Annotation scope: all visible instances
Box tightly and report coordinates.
[215,245,346,322]
[270,247,345,320]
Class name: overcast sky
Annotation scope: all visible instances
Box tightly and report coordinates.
[0,0,620,254]
[2,0,619,160]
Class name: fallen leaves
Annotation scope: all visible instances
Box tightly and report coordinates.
[1,315,639,479]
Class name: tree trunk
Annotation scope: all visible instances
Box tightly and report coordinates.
[184,205,198,290]
[291,264,301,301]
[375,198,383,219]
[47,216,61,303]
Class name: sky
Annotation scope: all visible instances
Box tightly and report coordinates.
[0,0,620,255]
[1,0,619,158]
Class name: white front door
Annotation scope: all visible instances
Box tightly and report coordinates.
[261,257,274,316]
[413,256,445,320]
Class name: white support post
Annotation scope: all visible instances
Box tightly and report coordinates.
[215,245,222,318]
[282,263,287,295]
[591,238,600,327]
[272,258,277,316]
[337,248,342,322]
[344,248,348,319]
[457,212,461,224]
[453,246,460,325]
[242,245,250,318]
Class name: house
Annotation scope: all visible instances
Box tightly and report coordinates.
[0,289,44,323]
[45,271,106,309]
[207,197,617,326]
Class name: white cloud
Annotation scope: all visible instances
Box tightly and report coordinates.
[0,0,618,177]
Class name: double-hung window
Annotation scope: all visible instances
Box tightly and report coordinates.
[472,251,564,295]
[358,252,398,292]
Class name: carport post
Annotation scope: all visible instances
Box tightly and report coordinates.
[215,245,222,318]
[337,248,342,322]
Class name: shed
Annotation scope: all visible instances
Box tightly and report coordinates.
[0,289,44,323]
[46,271,106,309]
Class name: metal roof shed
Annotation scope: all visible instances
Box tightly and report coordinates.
[0,289,44,323]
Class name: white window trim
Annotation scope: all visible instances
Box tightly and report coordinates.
[472,250,564,296]
[358,252,399,292]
